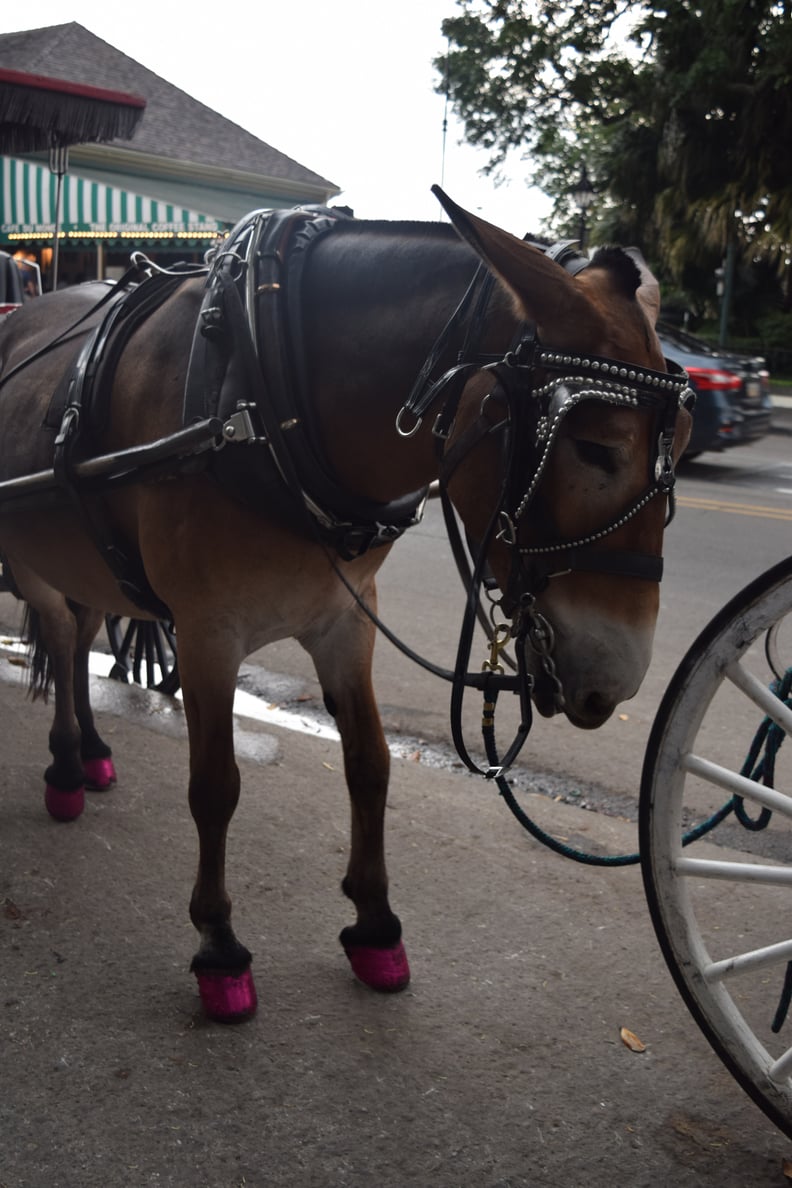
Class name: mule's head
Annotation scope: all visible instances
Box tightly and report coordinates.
[433,187,693,729]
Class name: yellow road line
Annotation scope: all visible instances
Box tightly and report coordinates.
[677,494,792,522]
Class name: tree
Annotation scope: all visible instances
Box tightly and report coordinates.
[438,0,792,324]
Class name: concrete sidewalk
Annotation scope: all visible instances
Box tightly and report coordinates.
[1,662,790,1187]
[771,390,792,418]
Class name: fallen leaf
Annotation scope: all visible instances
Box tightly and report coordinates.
[782,1157,792,1180]
[296,693,314,703]
[408,750,422,762]
[619,713,629,721]
[7,656,28,667]
[620,1026,646,1052]
[321,761,335,772]
[670,1112,730,1149]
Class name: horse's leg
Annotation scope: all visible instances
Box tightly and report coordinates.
[73,604,117,790]
[304,589,410,993]
[176,632,257,1023]
[9,566,86,821]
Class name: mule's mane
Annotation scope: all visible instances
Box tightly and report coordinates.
[588,247,642,297]
[329,217,457,238]
[326,215,543,243]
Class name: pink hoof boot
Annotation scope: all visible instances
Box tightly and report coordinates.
[344,940,411,992]
[45,783,85,822]
[195,967,258,1023]
[83,757,117,790]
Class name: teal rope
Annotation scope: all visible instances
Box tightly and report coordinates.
[490,666,792,868]
[734,666,791,830]
[495,775,641,866]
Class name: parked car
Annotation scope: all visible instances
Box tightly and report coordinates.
[656,321,772,457]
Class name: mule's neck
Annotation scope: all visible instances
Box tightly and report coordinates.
[302,222,518,503]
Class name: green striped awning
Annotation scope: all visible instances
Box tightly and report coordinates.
[1,156,230,241]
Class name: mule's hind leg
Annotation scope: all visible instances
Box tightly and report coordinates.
[11,569,88,820]
[73,604,117,790]
[305,595,410,992]
[176,634,257,1023]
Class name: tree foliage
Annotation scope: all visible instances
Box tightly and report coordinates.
[438,0,792,317]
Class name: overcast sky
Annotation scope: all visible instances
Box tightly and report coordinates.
[3,0,553,235]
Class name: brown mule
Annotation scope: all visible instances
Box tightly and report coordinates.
[0,189,691,1020]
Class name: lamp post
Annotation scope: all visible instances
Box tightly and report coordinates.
[570,164,596,252]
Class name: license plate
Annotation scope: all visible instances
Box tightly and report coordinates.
[745,379,761,399]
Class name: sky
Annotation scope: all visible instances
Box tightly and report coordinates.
[2,0,553,236]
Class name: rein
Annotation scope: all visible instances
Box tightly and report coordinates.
[330,315,694,787]
[388,300,695,784]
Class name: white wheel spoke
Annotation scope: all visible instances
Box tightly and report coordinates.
[682,752,792,817]
[675,856,792,885]
[704,938,792,983]
[769,1048,792,1086]
[726,660,792,735]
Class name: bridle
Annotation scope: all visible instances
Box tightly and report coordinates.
[395,296,695,779]
[468,335,694,615]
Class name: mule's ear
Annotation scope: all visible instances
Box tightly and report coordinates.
[622,247,661,327]
[432,184,592,329]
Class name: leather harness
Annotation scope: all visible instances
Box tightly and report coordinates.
[23,206,692,628]
[183,206,429,560]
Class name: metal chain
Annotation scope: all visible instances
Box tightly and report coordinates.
[517,595,566,711]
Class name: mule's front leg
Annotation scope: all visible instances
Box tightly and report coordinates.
[179,645,257,1022]
[308,603,410,993]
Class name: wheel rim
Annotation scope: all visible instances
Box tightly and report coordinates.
[640,556,792,1138]
[104,615,180,693]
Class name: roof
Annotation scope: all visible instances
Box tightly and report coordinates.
[0,23,339,209]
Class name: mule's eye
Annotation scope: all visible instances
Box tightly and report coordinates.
[572,438,619,473]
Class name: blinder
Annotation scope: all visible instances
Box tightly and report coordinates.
[430,332,694,613]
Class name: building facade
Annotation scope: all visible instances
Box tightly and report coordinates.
[0,23,339,287]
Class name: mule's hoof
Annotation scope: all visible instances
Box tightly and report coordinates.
[83,757,117,790]
[194,966,258,1023]
[344,939,411,992]
[45,783,85,822]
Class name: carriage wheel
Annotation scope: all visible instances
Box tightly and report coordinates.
[104,615,180,694]
[639,556,792,1138]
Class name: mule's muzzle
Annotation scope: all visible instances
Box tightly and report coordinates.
[529,663,620,728]
[563,690,618,731]
[520,602,651,730]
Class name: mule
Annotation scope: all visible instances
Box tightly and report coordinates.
[0,188,691,1020]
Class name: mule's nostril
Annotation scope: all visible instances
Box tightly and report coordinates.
[584,691,614,720]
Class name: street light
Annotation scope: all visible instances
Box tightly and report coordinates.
[570,164,596,251]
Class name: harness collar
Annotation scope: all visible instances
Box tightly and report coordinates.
[185,206,429,561]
